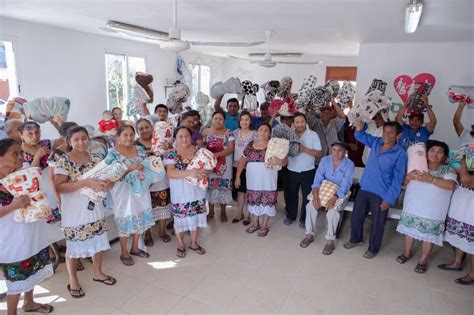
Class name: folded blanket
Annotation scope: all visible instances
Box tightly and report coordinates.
[277,76,293,99]
[407,143,428,173]
[311,86,331,110]
[338,81,356,109]
[241,80,259,112]
[366,79,387,95]
[347,90,391,125]
[0,167,52,223]
[325,80,340,97]
[79,160,128,203]
[261,80,280,102]
[448,85,474,108]
[152,121,174,155]
[207,138,226,175]
[166,83,191,114]
[296,75,318,109]
[407,82,432,112]
[185,148,217,189]
[265,137,289,171]
[124,156,166,196]
[318,180,340,208]
[24,97,70,125]
[5,97,27,121]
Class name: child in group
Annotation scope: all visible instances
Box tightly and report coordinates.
[98,110,119,136]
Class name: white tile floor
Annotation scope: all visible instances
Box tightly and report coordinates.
[2,199,473,314]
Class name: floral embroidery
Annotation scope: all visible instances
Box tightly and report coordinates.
[398,212,444,235]
[114,208,155,236]
[209,178,232,190]
[243,142,266,163]
[56,154,101,182]
[162,149,196,170]
[428,165,456,179]
[63,219,107,242]
[446,216,474,243]
[23,139,51,169]
[151,189,171,208]
[247,190,278,206]
[0,248,51,282]
[46,207,61,224]
[172,199,207,218]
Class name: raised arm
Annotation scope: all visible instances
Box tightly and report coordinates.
[214,95,224,112]
[395,102,408,126]
[453,102,466,137]
[423,96,437,133]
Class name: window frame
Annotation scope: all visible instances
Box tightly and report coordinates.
[0,36,22,100]
[188,63,211,108]
[104,50,147,114]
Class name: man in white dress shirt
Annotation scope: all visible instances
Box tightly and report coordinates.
[283,112,322,228]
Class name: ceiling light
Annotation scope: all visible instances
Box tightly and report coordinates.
[405,0,423,33]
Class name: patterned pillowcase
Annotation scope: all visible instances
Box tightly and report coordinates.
[338,81,356,109]
[264,138,289,171]
[325,80,340,97]
[297,75,318,109]
[319,180,340,207]
[366,79,387,95]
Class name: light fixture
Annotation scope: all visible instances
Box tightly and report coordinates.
[404,0,423,33]
[105,21,168,40]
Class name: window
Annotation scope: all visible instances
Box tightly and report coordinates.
[0,40,19,104]
[105,53,146,117]
[188,64,210,108]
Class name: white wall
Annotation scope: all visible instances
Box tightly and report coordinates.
[356,42,474,147]
[221,55,358,104]
[0,17,225,138]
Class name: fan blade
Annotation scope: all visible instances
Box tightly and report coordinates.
[249,52,303,57]
[228,55,260,62]
[276,61,322,65]
[191,41,264,47]
[106,21,168,40]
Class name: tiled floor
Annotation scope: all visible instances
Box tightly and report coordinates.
[1,199,473,314]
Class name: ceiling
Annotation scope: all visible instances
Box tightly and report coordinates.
[1,0,473,58]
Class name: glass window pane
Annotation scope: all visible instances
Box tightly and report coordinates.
[105,53,125,111]
[200,65,211,97]
[127,56,146,108]
[0,40,18,102]
[189,64,199,109]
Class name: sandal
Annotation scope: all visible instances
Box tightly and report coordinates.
[160,234,171,243]
[414,263,428,274]
[322,243,335,255]
[77,259,84,271]
[189,245,206,255]
[177,247,186,258]
[23,304,54,313]
[396,254,412,264]
[67,284,85,298]
[120,255,135,266]
[93,275,117,286]
[437,263,463,271]
[246,225,260,234]
[144,238,154,247]
[242,219,251,226]
[130,249,150,258]
[300,236,314,248]
[232,216,244,224]
[455,276,474,285]
[257,228,269,237]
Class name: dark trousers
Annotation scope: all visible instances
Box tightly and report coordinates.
[350,190,388,254]
[283,168,316,222]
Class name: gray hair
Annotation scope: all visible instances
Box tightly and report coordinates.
[5,119,23,135]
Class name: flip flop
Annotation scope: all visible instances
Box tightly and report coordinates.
[189,245,206,255]
[160,234,171,243]
[246,225,260,234]
[232,216,244,224]
[23,304,54,313]
[242,219,251,226]
[67,284,85,298]
[437,263,463,271]
[414,263,428,274]
[93,276,117,286]
[130,249,150,258]
[120,255,135,266]
[396,254,412,264]
[455,277,474,285]
[144,238,154,247]
[177,247,186,258]
[257,228,269,237]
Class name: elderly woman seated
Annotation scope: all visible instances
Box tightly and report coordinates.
[300,141,355,255]
[396,140,457,273]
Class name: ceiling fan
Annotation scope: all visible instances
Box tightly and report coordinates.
[105,0,264,52]
[229,31,321,68]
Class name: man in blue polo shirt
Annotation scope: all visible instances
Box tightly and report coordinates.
[395,95,437,150]
[344,121,407,259]
[214,95,240,131]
